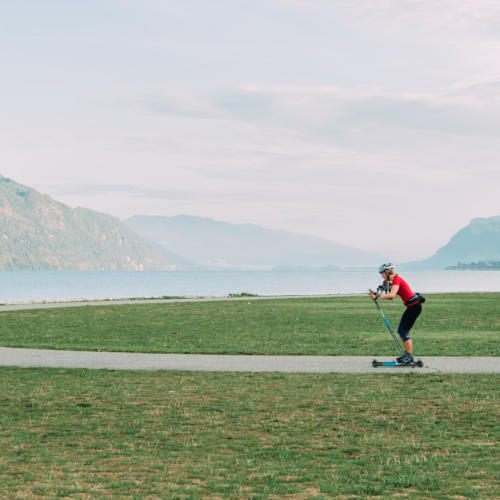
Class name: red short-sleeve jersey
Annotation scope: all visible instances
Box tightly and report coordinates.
[390,275,416,304]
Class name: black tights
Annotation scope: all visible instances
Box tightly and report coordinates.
[398,303,422,341]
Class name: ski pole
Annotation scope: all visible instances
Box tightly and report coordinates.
[370,291,406,357]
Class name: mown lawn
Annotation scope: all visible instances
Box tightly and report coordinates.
[0,293,498,356]
[1,293,498,498]
[0,368,498,498]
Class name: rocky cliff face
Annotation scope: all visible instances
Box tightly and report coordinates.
[0,176,172,270]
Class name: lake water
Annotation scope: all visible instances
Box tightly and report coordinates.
[0,270,499,303]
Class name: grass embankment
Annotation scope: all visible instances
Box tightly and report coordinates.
[0,293,498,356]
[0,368,498,498]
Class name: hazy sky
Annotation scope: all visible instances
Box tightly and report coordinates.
[2,0,500,261]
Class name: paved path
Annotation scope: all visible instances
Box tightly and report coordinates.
[0,347,498,374]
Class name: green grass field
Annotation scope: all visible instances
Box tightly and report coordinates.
[0,293,498,498]
[0,293,498,356]
[0,368,498,498]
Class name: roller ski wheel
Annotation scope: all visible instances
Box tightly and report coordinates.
[372,359,424,368]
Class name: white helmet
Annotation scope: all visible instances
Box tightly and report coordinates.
[378,263,395,274]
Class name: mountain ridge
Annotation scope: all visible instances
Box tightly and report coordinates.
[125,214,387,270]
[399,215,500,270]
[1,175,497,271]
[0,176,172,270]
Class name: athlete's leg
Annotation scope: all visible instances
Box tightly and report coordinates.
[403,338,413,354]
[397,303,422,356]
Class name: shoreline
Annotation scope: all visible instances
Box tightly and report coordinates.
[0,294,351,311]
[0,291,499,312]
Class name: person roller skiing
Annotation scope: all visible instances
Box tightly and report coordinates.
[369,263,425,364]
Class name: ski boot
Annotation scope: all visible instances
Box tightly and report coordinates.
[396,352,414,365]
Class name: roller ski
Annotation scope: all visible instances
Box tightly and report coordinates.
[372,356,424,368]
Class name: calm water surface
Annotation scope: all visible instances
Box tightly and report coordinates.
[0,270,499,303]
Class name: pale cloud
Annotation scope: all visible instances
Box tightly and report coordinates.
[138,80,500,139]
[277,0,500,33]
[140,89,224,119]
[443,80,500,108]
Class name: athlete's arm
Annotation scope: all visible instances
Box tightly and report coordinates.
[379,284,399,300]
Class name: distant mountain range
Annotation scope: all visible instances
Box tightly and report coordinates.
[400,216,500,270]
[124,215,387,270]
[0,175,498,271]
[0,176,171,270]
[125,214,500,271]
